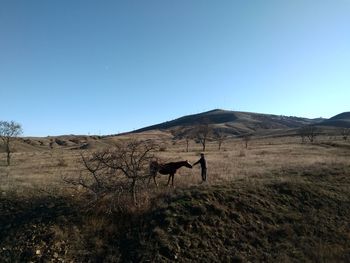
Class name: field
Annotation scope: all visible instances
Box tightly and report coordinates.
[1,134,350,262]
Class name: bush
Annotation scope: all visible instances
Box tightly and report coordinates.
[55,138,67,146]
[63,140,157,205]
[57,158,68,167]
[159,146,167,152]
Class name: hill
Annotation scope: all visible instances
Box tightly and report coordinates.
[318,112,350,128]
[330,112,350,120]
[1,110,348,154]
[132,109,321,136]
[0,130,173,153]
[125,163,350,262]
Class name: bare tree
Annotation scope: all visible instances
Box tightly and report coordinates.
[214,130,227,150]
[341,128,350,141]
[183,129,197,152]
[64,140,157,205]
[194,123,213,152]
[298,128,307,143]
[299,126,318,143]
[0,121,23,166]
[185,136,191,152]
[242,133,252,149]
[171,127,193,152]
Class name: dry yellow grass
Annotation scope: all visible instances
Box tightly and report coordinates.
[1,134,350,262]
[1,135,349,196]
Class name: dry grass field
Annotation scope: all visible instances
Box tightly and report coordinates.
[1,134,348,193]
[1,133,350,262]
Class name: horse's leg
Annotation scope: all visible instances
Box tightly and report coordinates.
[166,174,172,186]
[171,173,175,186]
[153,175,158,187]
[148,171,158,187]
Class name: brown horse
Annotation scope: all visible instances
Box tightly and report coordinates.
[149,160,192,186]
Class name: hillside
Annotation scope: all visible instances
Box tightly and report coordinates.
[125,163,350,262]
[0,130,172,153]
[133,109,321,136]
[1,110,348,154]
[1,163,349,262]
[318,112,350,128]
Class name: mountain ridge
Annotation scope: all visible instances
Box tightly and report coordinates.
[318,111,350,128]
[132,109,325,135]
[2,110,349,153]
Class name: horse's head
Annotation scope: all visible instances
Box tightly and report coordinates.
[149,160,159,171]
[184,160,193,168]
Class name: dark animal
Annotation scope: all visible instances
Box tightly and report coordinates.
[149,160,192,186]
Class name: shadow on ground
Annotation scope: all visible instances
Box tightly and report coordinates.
[1,163,350,262]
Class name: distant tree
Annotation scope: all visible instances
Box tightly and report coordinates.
[341,128,350,141]
[0,121,23,166]
[170,127,193,152]
[214,130,227,150]
[298,128,307,143]
[242,133,252,149]
[185,136,191,152]
[299,126,318,143]
[184,129,198,152]
[194,123,213,152]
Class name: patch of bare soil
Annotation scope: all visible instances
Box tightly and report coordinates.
[0,196,79,262]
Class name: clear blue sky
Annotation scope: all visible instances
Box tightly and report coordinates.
[1,0,349,136]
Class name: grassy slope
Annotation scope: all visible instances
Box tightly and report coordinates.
[2,163,349,262]
[125,163,350,262]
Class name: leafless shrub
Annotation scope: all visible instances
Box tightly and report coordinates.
[69,138,81,144]
[214,130,228,150]
[193,122,213,152]
[185,136,191,152]
[63,140,157,206]
[55,138,67,146]
[341,128,350,141]
[49,139,55,149]
[57,158,68,167]
[299,126,318,143]
[181,132,194,152]
[242,133,252,149]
